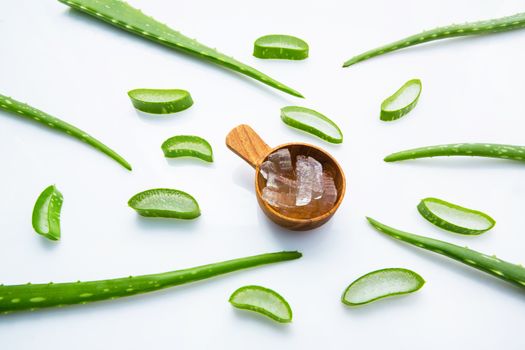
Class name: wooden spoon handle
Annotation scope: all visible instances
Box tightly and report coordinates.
[226,125,271,168]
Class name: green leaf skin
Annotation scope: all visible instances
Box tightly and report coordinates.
[229,285,292,323]
[0,251,302,314]
[128,89,193,114]
[280,106,343,144]
[128,188,200,219]
[0,94,131,170]
[32,185,63,241]
[341,268,425,306]
[58,0,303,98]
[417,197,495,235]
[343,12,525,67]
[380,79,422,121]
[384,143,525,163]
[253,35,309,60]
[161,135,213,162]
[367,217,525,290]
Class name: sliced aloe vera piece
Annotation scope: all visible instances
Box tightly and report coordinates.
[418,197,495,235]
[342,268,425,306]
[229,285,292,323]
[128,188,200,219]
[161,135,213,162]
[253,35,309,60]
[280,106,343,144]
[32,185,63,241]
[128,89,193,114]
[380,79,422,121]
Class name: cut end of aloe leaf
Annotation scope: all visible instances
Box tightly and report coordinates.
[128,89,193,114]
[342,268,425,306]
[229,285,292,323]
[380,79,422,121]
[128,188,200,219]
[161,135,213,162]
[253,34,309,60]
[418,197,495,235]
[32,185,63,241]
[280,106,343,144]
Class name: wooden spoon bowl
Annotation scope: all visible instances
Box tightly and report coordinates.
[226,124,346,231]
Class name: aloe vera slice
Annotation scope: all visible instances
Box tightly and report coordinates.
[161,135,213,162]
[128,188,200,219]
[384,143,525,163]
[32,185,63,241]
[58,0,302,98]
[253,35,309,60]
[418,197,495,235]
[280,106,343,144]
[342,268,424,306]
[229,285,292,323]
[128,89,193,114]
[367,217,525,291]
[381,79,422,121]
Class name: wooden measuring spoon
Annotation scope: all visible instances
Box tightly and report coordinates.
[226,124,346,231]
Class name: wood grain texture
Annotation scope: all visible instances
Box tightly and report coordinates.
[226,124,271,168]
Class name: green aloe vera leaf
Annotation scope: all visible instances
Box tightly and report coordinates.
[253,34,309,60]
[342,268,425,306]
[367,217,525,290]
[343,12,525,67]
[384,143,525,163]
[0,94,131,170]
[32,185,63,241]
[280,106,343,144]
[229,285,292,323]
[0,251,302,314]
[128,188,200,219]
[161,135,213,162]
[128,89,193,114]
[380,79,422,121]
[418,197,495,235]
[58,0,303,98]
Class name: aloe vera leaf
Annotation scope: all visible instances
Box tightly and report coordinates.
[341,268,424,306]
[367,217,525,290]
[128,89,193,114]
[161,135,213,162]
[58,0,303,98]
[32,185,63,241]
[0,251,302,314]
[128,188,200,219]
[343,12,525,67]
[253,34,309,60]
[380,79,422,121]
[418,197,495,235]
[384,143,525,163]
[229,285,292,323]
[0,94,131,170]
[280,106,343,144]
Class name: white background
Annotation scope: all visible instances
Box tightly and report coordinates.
[1,0,525,348]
